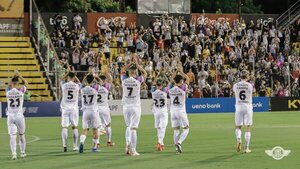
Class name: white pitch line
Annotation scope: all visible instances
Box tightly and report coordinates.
[0,133,41,144]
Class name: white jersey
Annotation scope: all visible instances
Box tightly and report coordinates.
[61,81,80,109]
[233,80,254,105]
[97,83,110,107]
[152,89,168,112]
[81,85,98,111]
[6,86,26,114]
[169,85,187,111]
[122,76,142,106]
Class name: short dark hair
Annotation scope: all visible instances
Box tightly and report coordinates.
[86,74,94,84]
[99,75,106,80]
[68,72,75,78]
[129,64,137,70]
[156,80,162,86]
[174,75,183,84]
[11,76,19,82]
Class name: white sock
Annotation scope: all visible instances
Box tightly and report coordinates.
[80,135,86,144]
[157,128,161,144]
[106,127,112,142]
[61,128,68,147]
[160,127,166,145]
[97,128,101,144]
[235,128,242,142]
[130,130,137,150]
[125,127,131,146]
[178,128,189,144]
[19,134,26,154]
[10,134,17,156]
[244,132,251,149]
[92,139,98,148]
[173,130,180,145]
[72,128,78,148]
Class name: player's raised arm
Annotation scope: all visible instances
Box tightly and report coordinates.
[121,60,133,74]
[136,62,147,80]
[15,71,28,87]
[177,66,189,85]
[105,68,113,84]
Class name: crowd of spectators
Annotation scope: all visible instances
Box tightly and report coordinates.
[49,13,300,99]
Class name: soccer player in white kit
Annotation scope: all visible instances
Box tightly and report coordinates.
[96,69,115,147]
[151,80,168,151]
[79,74,101,153]
[60,72,81,152]
[169,66,190,154]
[121,56,147,156]
[6,72,28,160]
[233,70,254,153]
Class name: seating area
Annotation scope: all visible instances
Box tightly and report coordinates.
[0,37,53,101]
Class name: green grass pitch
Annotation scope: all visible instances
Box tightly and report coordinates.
[0,111,299,169]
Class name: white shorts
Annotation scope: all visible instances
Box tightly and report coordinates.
[7,114,26,135]
[123,105,141,128]
[235,105,253,126]
[98,106,111,127]
[153,109,168,128]
[61,108,79,127]
[82,110,100,129]
[170,109,189,128]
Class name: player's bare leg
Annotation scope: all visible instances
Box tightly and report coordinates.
[61,127,68,152]
[130,128,139,156]
[92,128,100,152]
[106,123,115,146]
[235,126,242,152]
[72,126,79,151]
[244,126,251,153]
[19,133,26,158]
[173,127,181,154]
[79,129,88,153]
[10,134,17,160]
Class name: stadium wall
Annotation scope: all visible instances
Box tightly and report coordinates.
[1,97,270,117]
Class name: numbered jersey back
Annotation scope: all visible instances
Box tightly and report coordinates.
[152,89,168,111]
[233,80,253,105]
[81,86,98,110]
[169,86,186,110]
[61,81,80,109]
[97,85,109,107]
[122,77,141,106]
[6,88,25,114]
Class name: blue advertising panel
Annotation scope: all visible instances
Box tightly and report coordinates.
[186,97,269,113]
[1,102,61,117]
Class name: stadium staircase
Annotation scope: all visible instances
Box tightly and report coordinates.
[0,36,53,102]
[276,0,300,28]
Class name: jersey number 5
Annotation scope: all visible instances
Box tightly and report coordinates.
[67,90,74,99]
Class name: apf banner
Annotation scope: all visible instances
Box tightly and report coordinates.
[0,18,23,36]
[0,0,24,18]
[186,97,269,113]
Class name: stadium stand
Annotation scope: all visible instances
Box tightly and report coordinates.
[0,37,53,101]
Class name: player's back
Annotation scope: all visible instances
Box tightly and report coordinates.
[81,85,98,111]
[61,81,80,109]
[6,87,25,114]
[233,80,253,106]
[152,89,168,112]
[122,77,141,106]
[169,85,186,111]
[97,85,109,107]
